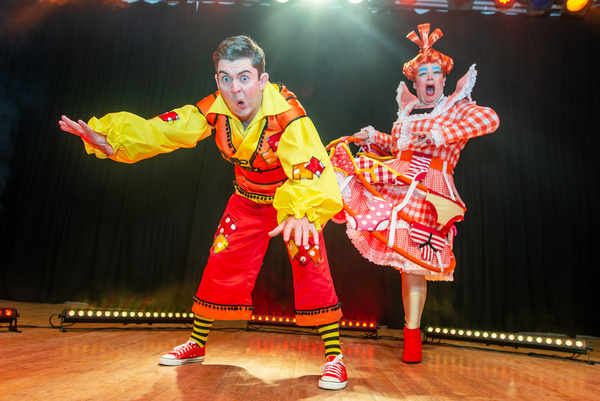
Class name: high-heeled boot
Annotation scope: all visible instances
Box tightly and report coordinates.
[402,326,422,363]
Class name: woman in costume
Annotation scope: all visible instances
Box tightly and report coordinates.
[329,24,500,363]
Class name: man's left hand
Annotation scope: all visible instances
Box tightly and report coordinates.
[268,216,319,248]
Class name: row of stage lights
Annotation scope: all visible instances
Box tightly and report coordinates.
[58,308,379,333]
[249,314,378,332]
[3,306,592,358]
[59,308,194,331]
[130,0,597,17]
[424,326,591,356]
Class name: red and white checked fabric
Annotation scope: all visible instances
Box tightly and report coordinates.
[356,157,397,185]
[331,66,499,280]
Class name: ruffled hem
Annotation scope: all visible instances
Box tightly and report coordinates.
[346,225,454,281]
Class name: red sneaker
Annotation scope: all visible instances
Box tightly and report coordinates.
[318,354,348,390]
[159,340,205,366]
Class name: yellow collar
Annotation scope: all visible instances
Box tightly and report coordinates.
[207,82,291,123]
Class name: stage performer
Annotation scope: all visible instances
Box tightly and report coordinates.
[329,24,499,364]
[59,35,347,390]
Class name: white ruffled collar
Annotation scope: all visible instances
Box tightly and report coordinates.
[395,64,478,123]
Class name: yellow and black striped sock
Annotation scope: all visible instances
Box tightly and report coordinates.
[189,316,214,348]
[317,322,342,359]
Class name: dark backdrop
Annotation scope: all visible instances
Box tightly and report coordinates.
[1,0,599,336]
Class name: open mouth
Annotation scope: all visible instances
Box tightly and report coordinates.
[426,85,435,96]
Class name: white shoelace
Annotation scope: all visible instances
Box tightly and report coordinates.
[320,354,344,379]
[172,340,196,354]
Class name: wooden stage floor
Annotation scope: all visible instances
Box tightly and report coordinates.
[0,301,598,400]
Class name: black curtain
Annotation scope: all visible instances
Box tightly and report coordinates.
[1,0,599,336]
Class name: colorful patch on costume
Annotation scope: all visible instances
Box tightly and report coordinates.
[409,222,446,262]
[330,146,355,176]
[404,153,431,181]
[292,157,325,180]
[424,192,465,234]
[212,214,237,253]
[347,197,392,231]
[259,132,283,165]
[217,214,237,236]
[155,111,179,122]
[260,148,277,165]
[287,240,300,259]
[267,132,283,151]
[286,239,321,266]
[292,163,314,180]
[212,234,229,254]
[305,157,325,178]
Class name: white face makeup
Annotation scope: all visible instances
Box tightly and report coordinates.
[414,62,446,105]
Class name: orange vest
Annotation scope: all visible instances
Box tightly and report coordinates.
[196,84,307,203]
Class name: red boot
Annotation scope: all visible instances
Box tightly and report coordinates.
[402,327,422,363]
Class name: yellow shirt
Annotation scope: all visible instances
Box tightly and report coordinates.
[85,83,342,229]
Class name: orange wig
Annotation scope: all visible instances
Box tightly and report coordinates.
[402,24,454,82]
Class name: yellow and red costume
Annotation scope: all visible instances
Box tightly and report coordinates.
[84,82,343,326]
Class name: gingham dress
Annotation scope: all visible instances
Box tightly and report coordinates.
[333,65,499,280]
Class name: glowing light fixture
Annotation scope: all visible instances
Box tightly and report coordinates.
[425,326,592,358]
[249,314,379,334]
[0,307,20,332]
[494,0,517,10]
[562,0,592,15]
[58,308,194,332]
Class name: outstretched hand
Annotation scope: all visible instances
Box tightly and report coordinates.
[353,129,369,142]
[410,131,432,147]
[59,115,114,156]
[268,216,319,248]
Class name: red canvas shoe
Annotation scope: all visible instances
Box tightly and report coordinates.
[158,340,205,366]
[402,327,423,363]
[318,354,348,390]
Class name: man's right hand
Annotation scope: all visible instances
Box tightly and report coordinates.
[59,115,114,156]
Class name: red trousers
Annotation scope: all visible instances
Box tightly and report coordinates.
[192,194,342,326]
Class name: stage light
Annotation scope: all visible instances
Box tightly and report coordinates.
[493,0,517,10]
[58,308,194,332]
[447,0,474,12]
[561,0,592,16]
[249,314,379,334]
[0,307,20,332]
[424,326,592,357]
[527,0,555,15]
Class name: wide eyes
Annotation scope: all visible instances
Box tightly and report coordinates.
[220,75,250,84]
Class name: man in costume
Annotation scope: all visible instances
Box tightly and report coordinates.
[59,35,347,390]
[329,24,499,363]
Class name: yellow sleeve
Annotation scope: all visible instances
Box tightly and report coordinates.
[273,117,343,230]
[86,104,212,164]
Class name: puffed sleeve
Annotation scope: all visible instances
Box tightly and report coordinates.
[434,101,500,145]
[85,104,212,164]
[368,128,395,154]
[273,117,343,230]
